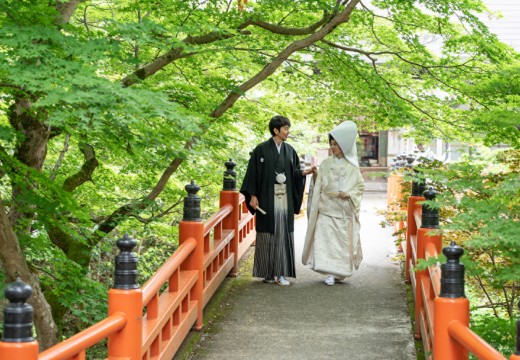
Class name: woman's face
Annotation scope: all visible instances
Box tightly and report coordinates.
[330,139,344,158]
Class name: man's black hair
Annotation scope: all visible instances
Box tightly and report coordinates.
[269,115,291,136]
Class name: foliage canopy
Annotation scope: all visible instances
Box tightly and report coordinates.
[0,0,518,349]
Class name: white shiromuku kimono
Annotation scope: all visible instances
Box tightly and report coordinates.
[302,121,365,279]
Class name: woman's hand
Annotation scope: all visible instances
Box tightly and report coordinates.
[338,192,350,199]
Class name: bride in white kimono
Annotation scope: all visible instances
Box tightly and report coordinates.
[302,121,365,286]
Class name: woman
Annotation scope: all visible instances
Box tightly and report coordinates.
[302,121,365,285]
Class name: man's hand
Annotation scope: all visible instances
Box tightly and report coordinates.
[303,166,317,176]
[250,195,259,210]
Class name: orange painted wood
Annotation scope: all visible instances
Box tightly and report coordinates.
[405,196,423,283]
[107,290,143,359]
[203,204,233,237]
[0,341,39,360]
[179,221,205,330]
[203,229,234,268]
[448,321,507,360]
[142,238,196,305]
[142,270,197,350]
[434,297,470,359]
[38,314,126,360]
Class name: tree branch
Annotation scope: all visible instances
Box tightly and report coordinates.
[62,144,99,192]
[55,0,82,25]
[95,142,190,236]
[50,134,70,182]
[321,39,487,108]
[127,197,184,224]
[121,11,333,87]
[238,12,331,35]
[96,1,361,238]
[0,83,23,90]
[211,1,359,118]
[321,40,473,133]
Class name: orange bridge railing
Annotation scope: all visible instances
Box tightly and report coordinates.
[0,159,256,360]
[389,158,520,360]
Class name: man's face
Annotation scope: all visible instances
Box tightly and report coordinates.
[275,125,290,141]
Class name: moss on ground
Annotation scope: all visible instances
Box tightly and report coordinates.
[402,261,425,360]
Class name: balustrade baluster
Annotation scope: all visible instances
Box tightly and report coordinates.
[434,242,469,359]
[0,279,39,359]
[107,233,142,359]
[183,180,201,222]
[220,159,241,275]
[223,158,237,191]
[179,180,204,330]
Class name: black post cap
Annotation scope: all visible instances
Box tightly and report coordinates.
[405,155,415,169]
[223,158,237,191]
[113,234,139,290]
[183,180,201,222]
[411,167,426,196]
[421,187,439,228]
[439,241,465,298]
[3,278,34,342]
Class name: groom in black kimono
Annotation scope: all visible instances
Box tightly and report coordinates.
[240,115,313,285]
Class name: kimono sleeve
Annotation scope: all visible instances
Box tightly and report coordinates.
[350,169,365,214]
[292,149,306,215]
[240,148,260,215]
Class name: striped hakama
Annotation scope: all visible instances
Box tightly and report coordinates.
[253,185,296,279]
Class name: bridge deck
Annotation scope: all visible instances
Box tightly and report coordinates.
[176,192,416,360]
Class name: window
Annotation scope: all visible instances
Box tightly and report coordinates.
[357,132,379,167]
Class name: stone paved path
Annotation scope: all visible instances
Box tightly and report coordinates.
[177,191,416,360]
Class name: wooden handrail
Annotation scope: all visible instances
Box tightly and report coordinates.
[141,237,197,305]
[38,313,127,360]
[448,320,507,360]
[0,171,260,360]
[394,173,517,360]
[204,204,233,236]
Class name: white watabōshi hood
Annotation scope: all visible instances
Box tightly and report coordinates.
[329,121,359,167]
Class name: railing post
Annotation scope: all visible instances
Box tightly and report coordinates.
[434,242,469,360]
[405,156,423,284]
[179,180,205,330]
[107,234,142,360]
[511,301,520,360]
[411,168,426,199]
[414,187,441,340]
[0,279,39,360]
[222,158,237,191]
[220,159,240,276]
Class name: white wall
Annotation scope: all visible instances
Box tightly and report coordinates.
[479,1,520,51]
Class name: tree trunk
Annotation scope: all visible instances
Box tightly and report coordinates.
[8,98,50,227]
[0,202,58,349]
[5,98,59,349]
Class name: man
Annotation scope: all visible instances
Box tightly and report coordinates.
[240,115,314,285]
